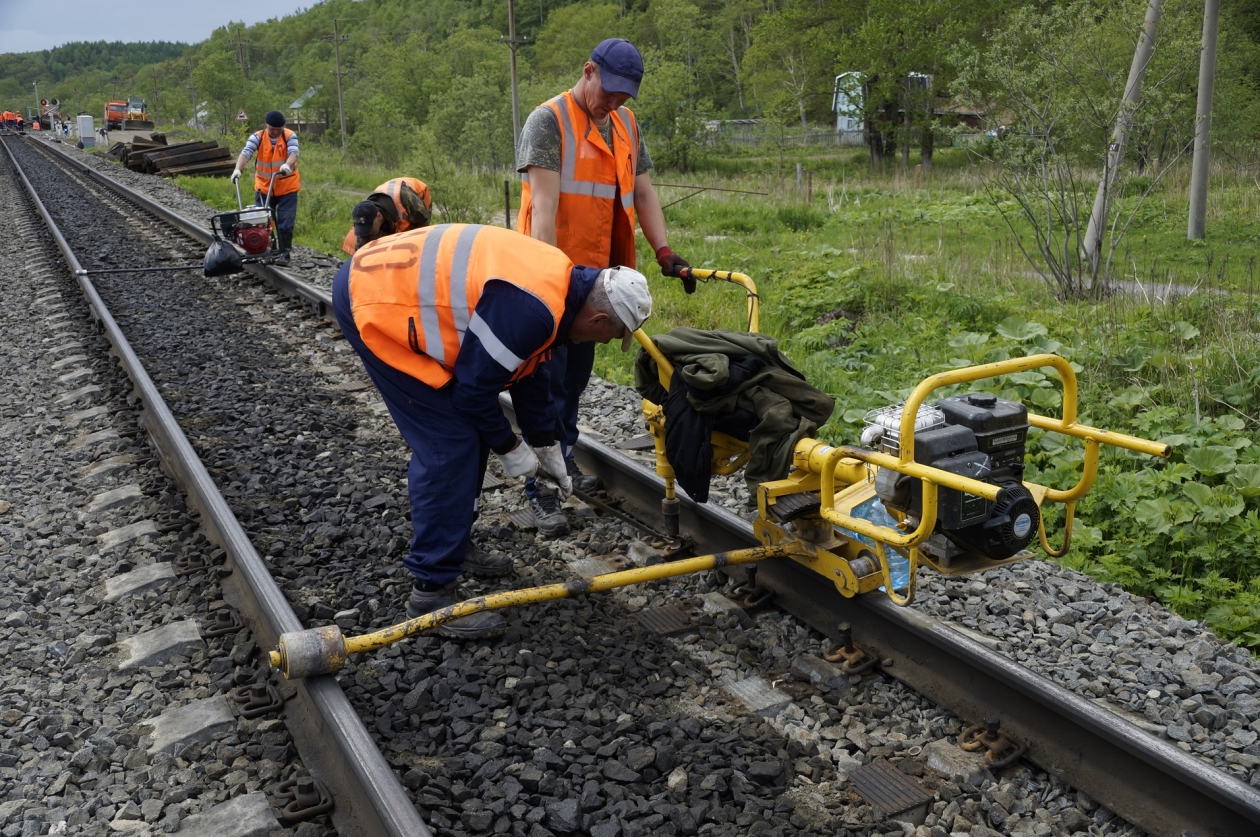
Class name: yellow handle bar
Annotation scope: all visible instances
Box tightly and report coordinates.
[678,268,759,333]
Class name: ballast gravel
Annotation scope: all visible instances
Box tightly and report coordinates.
[0,145,327,836]
[3,135,1185,835]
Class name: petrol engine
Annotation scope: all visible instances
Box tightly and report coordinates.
[862,393,1040,561]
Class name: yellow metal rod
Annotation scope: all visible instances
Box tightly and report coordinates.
[803,440,1003,502]
[268,544,799,676]
[634,328,674,390]
[899,354,1078,466]
[1027,414,1171,458]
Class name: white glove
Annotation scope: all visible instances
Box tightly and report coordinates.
[279,163,293,176]
[496,441,537,479]
[230,169,241,183]
[533,444,574,499]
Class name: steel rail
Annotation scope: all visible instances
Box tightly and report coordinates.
[21,135,333,317]
[25,133,1260,836]
[1,137,427,837]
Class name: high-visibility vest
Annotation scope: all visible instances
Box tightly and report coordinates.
[340,177,433,255]
[348,224,573,388]
[3,112,11,121]
[517,91,639,269]
[252,128,300,196]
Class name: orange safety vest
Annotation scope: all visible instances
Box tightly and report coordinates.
[252,128,300,196]
[517,91,639,269]
[31,121,40,131]
[348,224,573,389]
[340,177,434,255]
[3,112,11,122]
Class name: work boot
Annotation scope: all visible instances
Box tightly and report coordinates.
[567,456,603,494]
[463,546,512,578]
[406,583,505,640]
[528,490,569,537]
[275,232,292,266]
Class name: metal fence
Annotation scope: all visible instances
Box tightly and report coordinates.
[702,128,866,148]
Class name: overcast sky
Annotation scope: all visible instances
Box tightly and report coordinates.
[0,1,315,54]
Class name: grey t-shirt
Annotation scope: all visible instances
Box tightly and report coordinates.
[516,103,652,175]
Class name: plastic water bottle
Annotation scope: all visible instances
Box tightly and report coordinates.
[845,497,911,592]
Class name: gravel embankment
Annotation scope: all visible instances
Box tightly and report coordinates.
[0,144,325,836]
[10,135,1159,835]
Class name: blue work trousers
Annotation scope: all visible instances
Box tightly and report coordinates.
[333,267,487,587]
[524,340,595,500]
[256,189,298,235]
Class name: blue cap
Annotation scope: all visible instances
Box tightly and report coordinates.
[265,110,285,127]
[590,39,643,99]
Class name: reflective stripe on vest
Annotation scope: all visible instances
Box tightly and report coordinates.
[517,91,638,269]
[253,129,300,196]
[347,224,573,388]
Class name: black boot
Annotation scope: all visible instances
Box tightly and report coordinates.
[275,231,292,266]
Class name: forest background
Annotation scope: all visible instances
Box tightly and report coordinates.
[4,0,1260,651]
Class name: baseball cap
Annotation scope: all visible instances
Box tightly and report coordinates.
[600,266,652,351]
[590,39,644,99]
[352,201,379,238]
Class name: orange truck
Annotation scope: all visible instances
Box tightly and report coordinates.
[105,97,153,131]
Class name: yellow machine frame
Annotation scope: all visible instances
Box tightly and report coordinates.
[632,274,1170,608]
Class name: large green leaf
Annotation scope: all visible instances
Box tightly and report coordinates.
[1134,497,1177,535]
[1183,482,1246,521]
[1184,445,1238,476]
[1227,464,1260,498]
[1170,320,1200,341]
[995,316,1048,341]
[948,331,990,349]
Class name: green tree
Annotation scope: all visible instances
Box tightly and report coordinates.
[192,50,244,135]
[531,4,625,80]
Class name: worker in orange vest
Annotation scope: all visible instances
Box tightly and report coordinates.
[514,38,689,536]
[2,111,13,129]
[231,110,300,266]
[333,223,653,638]
[340,177,433,255]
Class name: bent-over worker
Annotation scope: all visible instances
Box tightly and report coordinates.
[515,37,689,536]
[333,223,652,639]
[341,177,433,255]
[231,110,300,266]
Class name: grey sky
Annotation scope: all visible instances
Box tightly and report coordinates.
[0,1,315,54]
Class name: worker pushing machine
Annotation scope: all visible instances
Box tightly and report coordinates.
[341,177,433,255]
[332,223,653,639]
[231,110,300,266]
[516,38,690,536]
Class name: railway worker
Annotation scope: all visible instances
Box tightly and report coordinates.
[340,177,433,255]
[230,110,300,266]
[332,223,653,639]
[2,110,13,129]
[515,37,690,536]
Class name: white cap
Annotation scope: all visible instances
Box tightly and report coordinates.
[601,266,652,351]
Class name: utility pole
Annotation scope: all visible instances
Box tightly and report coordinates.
[150,70,161,126]
[323,19,349,157]
[1082,0,1162,280]
[1187,0,1220,240]
[31,81,38,123]
[232,27,251,78]
[500,0,528,142]
[109,76,122,99]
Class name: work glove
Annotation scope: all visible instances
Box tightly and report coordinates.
[230,169,241,184]
[496,440,537,479]
[533,443,574,500]
[279,163,293,176]
[656,246,694,293]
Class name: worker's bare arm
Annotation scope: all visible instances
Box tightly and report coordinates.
[524,166,560,247]
[634,171,668,252]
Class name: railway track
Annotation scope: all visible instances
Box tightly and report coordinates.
[7,131,1260,837]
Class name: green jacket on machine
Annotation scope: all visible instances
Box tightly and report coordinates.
[634,328,836,493]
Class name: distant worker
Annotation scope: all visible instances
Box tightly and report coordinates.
[231,110,300,266]
[2,111,12,129]
[340,177,433,255]
[514,37,689,536]
[333,223,652,638]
